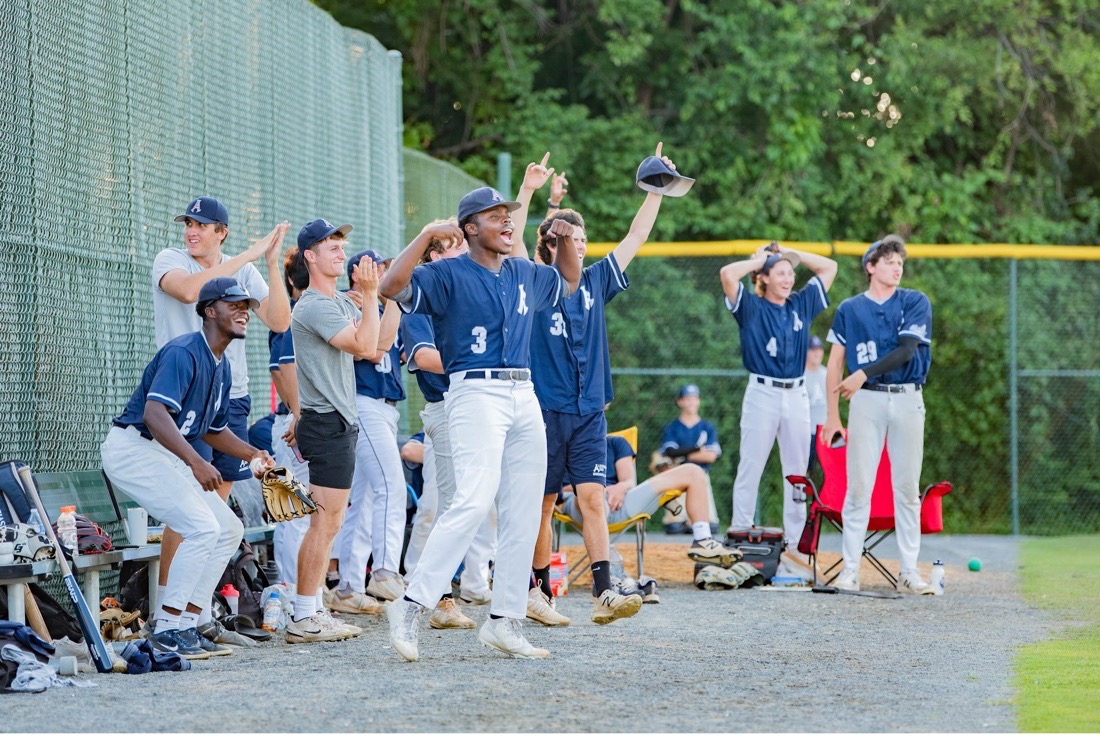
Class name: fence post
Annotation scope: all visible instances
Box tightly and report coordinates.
[496,152,512,198]
[1009,258,1019,535]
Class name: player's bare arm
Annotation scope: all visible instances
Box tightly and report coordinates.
[719,246,771,301]
[776,244,838,291]
[142,400,223,491]
[547,218,582,295]
[409,344,444,374]
[160,221,289,303]
[822,343,849,444]
[512,152,555,259]
[548,171,568,214]
[271,361,302,446]
[253,223,293,332]
[203,429,274,477]
[379,222,464,299]
[328,260,383,358]
[606,454,637,512]
[372,298,402,360]
[612,142,673,271]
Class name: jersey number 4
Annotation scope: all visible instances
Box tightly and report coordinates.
[766,337,778,357]
[856,341,878,364]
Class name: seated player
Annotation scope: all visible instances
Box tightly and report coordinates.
[557,434,739,569]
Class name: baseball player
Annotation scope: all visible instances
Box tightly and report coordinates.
[101,277,274,659]
[268,248,311,588]
[519,147,681,626]
[822,236,934,595]
[326,248,408,614]
[151,197,290,636]
[657,384,723,534]
[804,335,828,480]
[720,241,837,573]
[380,186,581,661]
[288,219,384,643]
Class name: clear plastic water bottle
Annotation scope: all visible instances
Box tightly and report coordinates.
[931,559,945,595]
[262,590,281,631]
[57,505,78,556]
[27,509,46,534]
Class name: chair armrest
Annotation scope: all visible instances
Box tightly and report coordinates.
[785,474,820,501]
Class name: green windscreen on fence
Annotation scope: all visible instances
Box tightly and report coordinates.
[0,0,402,473]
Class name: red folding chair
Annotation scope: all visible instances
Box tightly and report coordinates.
[787,429,952,587]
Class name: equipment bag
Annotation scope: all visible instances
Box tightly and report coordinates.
[726,526,784,582]
[215,540,269,622]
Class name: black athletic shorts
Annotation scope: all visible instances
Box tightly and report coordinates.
[296,409,357,489]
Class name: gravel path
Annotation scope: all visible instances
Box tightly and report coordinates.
[4,536,1048,732]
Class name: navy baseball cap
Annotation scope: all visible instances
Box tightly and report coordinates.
[298,219,353,250]
[862,235,905,269]
[197,277,259,310]
[759,251,800,275]
[457,187,520,222]
[175,196,229,225]
[678,383,701,398]
[636,156,695,197]
[809,335,824,350]
[347,249,385,281]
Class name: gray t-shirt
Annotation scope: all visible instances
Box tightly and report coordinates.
[291,288,359,425]
[152,248,270,399]
[806,365,827,427]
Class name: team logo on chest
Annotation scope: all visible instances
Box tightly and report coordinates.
[580,286,594,310]
[517,285,529,315]
[792,311,803,332]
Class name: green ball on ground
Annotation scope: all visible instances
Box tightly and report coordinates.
[968,557,982,572]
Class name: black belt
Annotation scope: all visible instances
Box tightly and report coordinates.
[457,368,531,381]
[863,383,922,394]
[385,399,398,406]
[755,376,804,389]
[113,422,153,441]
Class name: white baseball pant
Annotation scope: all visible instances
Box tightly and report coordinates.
[842,387,926,572]
[730,378,811,546]
[271,412,310,587]
[459,511,497,597]
[404,376,545,620]
[101,425,243,613]
[334,395,407,592]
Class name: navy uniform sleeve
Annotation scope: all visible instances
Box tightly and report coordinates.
[146,346,196,415]
[794,275,830,322]
[530,261,566,311]
[593,255,629,303]
[269,329,294,370]
[401,263,450,317]
[827,301,850,347]
[701,421,722,458]
[609,435,636,463]
[659,422,678,453]
[726,282,756,327]
[400,313,436,373]
[900,291,932,344]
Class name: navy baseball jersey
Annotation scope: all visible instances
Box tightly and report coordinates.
[354,302,406,401]
[659,419,722,473]
[604,435,636,486]
[268,301,296,416]
[400,253,565,373]
[113,331,231,441]
[400,312,449,403]
[726,276,829,378]
[827,288,933,385]
[530,255,629,414]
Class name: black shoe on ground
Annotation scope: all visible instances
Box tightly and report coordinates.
[183,626,232,657]
[664,522,690,535]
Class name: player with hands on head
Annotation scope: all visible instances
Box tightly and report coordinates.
[720,239,837,577]
[380,184,579,661]
[285,219,386,644]
[821,235,934,595]
[101,277,274,660]
[516,145,685,625]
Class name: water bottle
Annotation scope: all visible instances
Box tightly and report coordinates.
[27,509,46,534]
[931,559,945,595]
[262,590,281,631]
[57,506,78,556]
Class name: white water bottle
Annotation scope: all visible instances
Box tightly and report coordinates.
[57,505,78,557]
[262,590,281,631]
[27,509,45,534]
[931,559,945,595]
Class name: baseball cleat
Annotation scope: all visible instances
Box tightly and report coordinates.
[149,629,210,660]
[197,620,255,648]
[526,588,571,626]
[637,576,660,604]
[688,537,743,567]
[896,571,935,595]
[366,574,407,602]
[833,568,860,592]
[458,588,492,606]
[591,589,643,624]
[324,588,385,616]
[478,617,549,659]
[387,597,423,661]
[430,598,476,629]
[315,609,361,638]
[185,627,232,657]
[285,613,350,644]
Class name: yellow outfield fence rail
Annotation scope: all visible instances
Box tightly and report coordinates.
[585,241,1100,260]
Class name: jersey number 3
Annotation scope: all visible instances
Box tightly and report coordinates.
[856,341,878,364]
[471,326,487,354]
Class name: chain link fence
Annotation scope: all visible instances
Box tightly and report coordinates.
[0,0,402,472]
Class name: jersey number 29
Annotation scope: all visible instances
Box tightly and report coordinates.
[856,341,878,364]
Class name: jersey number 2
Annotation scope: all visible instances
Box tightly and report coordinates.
[471,326,487,354]
[179,410,196,435]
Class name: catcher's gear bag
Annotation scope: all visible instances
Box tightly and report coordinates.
[260,467,319,522]
[4,522,57,562]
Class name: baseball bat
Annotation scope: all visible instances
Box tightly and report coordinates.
[23,585,51,641]
[17,466,113,673]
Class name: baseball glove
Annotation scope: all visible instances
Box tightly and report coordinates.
[731,561,766,588]
[260,467,319,523]
[694,563,739,590]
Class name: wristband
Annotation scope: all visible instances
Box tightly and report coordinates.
[548,199,561,208]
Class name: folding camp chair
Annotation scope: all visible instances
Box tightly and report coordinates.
[786,430,952,587]
[551,426,684,587]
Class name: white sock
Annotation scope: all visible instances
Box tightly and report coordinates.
[154,586,167,618]
[155,612,180,633]
[294,594,316,621]
[691,522,712,541]
[315,588,325,613]
[178,612,199,631]
[197,608,212,626]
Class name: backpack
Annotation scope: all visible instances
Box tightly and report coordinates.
[0,583,83,643]
[215,540,269,622]
[0,460,35,526]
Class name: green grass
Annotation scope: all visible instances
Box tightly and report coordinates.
[1016,535,1100,732]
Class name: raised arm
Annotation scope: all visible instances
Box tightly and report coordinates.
[612,142,675,271]
[510,152,555,259]
[330,261,382,358]
[253,223,292,331]
[160,222,288,304]
[779,244,838,291]
[547,218,581,296]
[380,222,463,299]
[719,244,771,302]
